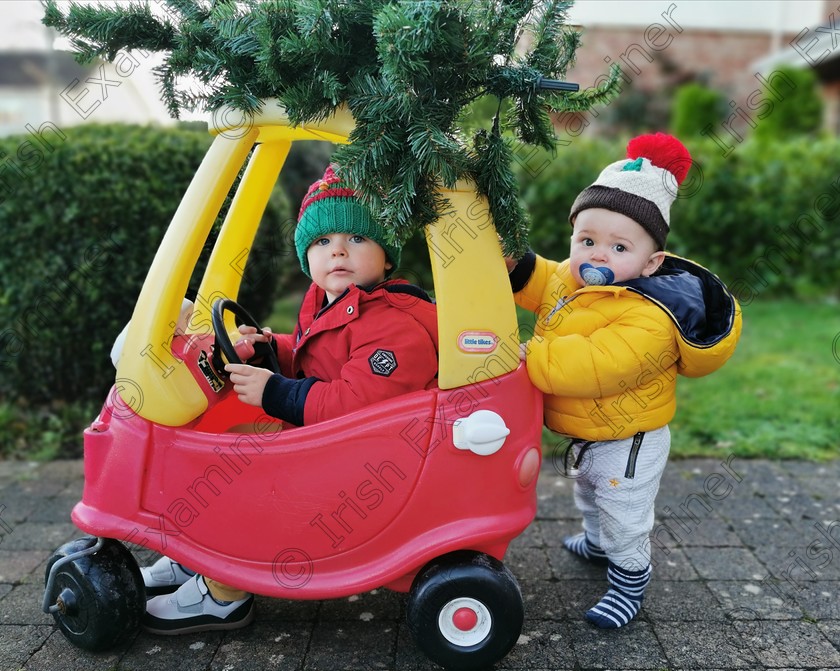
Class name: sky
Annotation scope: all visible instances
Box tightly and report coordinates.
[566,0,824,32]
[3,1,829,50]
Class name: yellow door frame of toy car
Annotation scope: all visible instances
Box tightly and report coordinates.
[115,101,520,426]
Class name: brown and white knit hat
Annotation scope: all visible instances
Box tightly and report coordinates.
[569,133,692,249]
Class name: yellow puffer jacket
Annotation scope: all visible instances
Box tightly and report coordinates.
[512,252,742,441]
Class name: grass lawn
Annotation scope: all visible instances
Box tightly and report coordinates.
[266,294,305,334]
[3,299,834,462]
[668,299,838,460]
[270,296,838,461]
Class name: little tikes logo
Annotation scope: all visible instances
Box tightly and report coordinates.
[458,331,498,353]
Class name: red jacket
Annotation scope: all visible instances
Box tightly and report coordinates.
[264,280,438,425]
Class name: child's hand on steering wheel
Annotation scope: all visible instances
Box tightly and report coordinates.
[225,363,273,407]
[234,325,273,362]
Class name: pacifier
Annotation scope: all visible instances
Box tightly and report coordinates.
[579,263,615,286]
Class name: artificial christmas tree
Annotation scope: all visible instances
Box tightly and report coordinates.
[44,0,619,256]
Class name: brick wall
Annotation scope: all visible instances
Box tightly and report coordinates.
[551,0,840,136]
[567,25,802,104]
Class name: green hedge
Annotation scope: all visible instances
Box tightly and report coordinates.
[670,82,725,137]
[514,136,840,303]
[0,123,291,407]
[366,135,840,304]
[751,67,823,141]
[4,124,839,412]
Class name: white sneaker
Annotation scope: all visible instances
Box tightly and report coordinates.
[142,575,255,635]
[140,556,197,596]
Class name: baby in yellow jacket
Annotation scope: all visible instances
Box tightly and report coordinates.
[508,133,741,628]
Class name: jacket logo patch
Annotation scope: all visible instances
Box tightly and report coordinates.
[369,349,397,377]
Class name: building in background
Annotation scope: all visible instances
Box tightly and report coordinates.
[0,50,91,137]
[2,0,838,140]
[0,1,174,138]
[754,2,840,134]
[556,0,832,138]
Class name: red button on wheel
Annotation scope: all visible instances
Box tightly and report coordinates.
[452,607,478,631]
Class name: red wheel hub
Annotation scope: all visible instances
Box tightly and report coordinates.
[452,606,478,631]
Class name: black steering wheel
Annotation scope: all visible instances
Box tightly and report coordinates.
[211,298,281,374]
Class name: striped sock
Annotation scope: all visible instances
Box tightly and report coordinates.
[563,532,609,565]
[585,562,651,629]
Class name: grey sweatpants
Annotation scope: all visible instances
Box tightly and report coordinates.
[571,425,670,570]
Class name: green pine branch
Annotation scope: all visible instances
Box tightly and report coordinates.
[42,0,621,257]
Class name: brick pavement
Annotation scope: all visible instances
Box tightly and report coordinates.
[1,457,839,671]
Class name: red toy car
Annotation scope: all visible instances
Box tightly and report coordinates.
[42,105,543,671]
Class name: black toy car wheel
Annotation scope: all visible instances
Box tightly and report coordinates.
[406,550,524,671]
[44,536,145,651]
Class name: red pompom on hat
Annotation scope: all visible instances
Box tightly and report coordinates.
[569,132,692,249]
[627,132,692,185]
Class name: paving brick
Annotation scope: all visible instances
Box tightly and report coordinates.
[3,458,839,671]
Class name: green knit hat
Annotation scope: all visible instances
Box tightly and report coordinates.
[295,164,401,278]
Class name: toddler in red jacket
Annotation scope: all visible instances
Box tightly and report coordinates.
[140,164,439,635]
